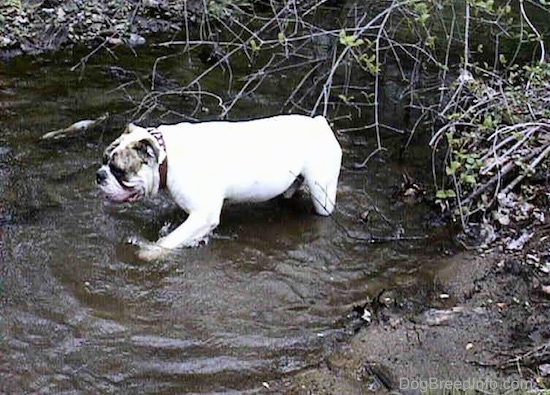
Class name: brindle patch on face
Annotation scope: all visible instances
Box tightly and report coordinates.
[104,139,158,182]
[133,139,159,165]
[110,146,142,177]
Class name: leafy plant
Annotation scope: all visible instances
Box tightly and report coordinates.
[339,30,364,48]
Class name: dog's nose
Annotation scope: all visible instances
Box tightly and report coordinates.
[96,169,108,185]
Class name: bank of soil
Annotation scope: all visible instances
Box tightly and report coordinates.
[273,235,550,394]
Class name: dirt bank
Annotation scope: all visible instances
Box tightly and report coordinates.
[272,234,550,394]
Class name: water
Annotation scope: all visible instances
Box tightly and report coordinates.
[0,46,452,393]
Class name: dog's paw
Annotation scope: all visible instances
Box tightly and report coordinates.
[136,244,167,262]
[126,236,165,261]
[157,236,206,248]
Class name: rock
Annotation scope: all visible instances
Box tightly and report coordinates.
[506,231,533,251]
[1,37,14,46]
[417,306,485,326]
[56,7,66,22]
[494,209,510,226]
[540,261,550,274]
[128,33,146,46]
[107,37,123,46]
[540,364,550,376]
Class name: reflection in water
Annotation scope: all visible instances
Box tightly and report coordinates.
[0,50,450,393]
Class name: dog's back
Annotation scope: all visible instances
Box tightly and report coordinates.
[160,115,341,213]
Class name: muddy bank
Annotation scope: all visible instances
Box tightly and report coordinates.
[275,241,550,394]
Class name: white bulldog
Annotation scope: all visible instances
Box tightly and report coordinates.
[96,115,342,260]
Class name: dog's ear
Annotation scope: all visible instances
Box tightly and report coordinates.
[124,123,139,134]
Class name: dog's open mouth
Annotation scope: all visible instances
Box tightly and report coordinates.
[126,191,142,202]
[103,190,140,203]
[102,189,139,203]
[98,173,143,203]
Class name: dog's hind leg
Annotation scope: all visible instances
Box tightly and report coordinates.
[303,155,341,216]
[304,174,338,215]
[283,175,304,199]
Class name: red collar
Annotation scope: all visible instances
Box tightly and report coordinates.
[149,129,168,190]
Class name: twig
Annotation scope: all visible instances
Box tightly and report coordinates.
[456,146,541,212]
[463,1,470,72]
[519,0,546,65]
[70,36,113,72]
[501,142,550,195]
[353,147,387,169]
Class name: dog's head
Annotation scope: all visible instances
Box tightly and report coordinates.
[96,123,166,203]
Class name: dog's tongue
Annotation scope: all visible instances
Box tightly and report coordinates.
[103,190,136,203]
[127,191,141,202]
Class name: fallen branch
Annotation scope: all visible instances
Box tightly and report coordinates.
[40,113,109,140]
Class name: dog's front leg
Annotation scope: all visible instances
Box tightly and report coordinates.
[157,208,222,249]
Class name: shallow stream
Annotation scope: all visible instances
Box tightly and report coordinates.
[0,45,453,393]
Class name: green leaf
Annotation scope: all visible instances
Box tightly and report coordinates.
[445,161,462,175]
[425,35,435,48]
[482,115,494,129]
[416,12,430,24]
[250,39,261,51]
[461,174,477,184]
[445,189,457,198]
[338,94,354,104]
[436,189,457,199]
[339,30,364,47]
[359,53,379,74]
[436,190,448,199]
